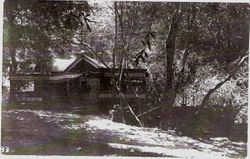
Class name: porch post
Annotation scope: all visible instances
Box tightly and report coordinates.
[67,80,70,97]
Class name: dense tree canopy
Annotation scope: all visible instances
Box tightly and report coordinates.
[111,2,249,126]
[3,0,91,72]
[2,1,249,125]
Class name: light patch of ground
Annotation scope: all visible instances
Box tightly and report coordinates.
[2,109,247,158]
[64,115,246,158]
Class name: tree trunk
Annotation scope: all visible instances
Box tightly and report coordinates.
[164,3,182,101]
[9,48,17,102]
[160,3,182,129]
[115,2,126,123]
[201,54,248,107]
[110,1,118,112]
[113,1,118,69]
[7,12,18,103]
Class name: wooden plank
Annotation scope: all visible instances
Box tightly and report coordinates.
[10,73,83,81]
[10,75,48,81]
[49,73,83,80]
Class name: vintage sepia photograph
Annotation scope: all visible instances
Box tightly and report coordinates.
[1,0,249,158]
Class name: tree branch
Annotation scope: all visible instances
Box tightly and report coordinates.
[200,53,248,107]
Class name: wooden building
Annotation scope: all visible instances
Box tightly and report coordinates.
[10,55,148,108]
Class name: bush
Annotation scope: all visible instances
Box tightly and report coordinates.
[161,105,244,140]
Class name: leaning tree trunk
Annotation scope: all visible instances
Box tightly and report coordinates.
[160,3,182,129]
[201,54,248,107]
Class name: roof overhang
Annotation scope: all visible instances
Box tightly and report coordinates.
[10,73,84,82]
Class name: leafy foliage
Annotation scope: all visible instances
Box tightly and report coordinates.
[114,2,249,125]
[3,0,92,73]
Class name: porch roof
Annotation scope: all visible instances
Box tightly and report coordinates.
[10,73,84,82]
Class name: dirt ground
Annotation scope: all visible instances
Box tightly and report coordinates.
[1,108,247,158]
